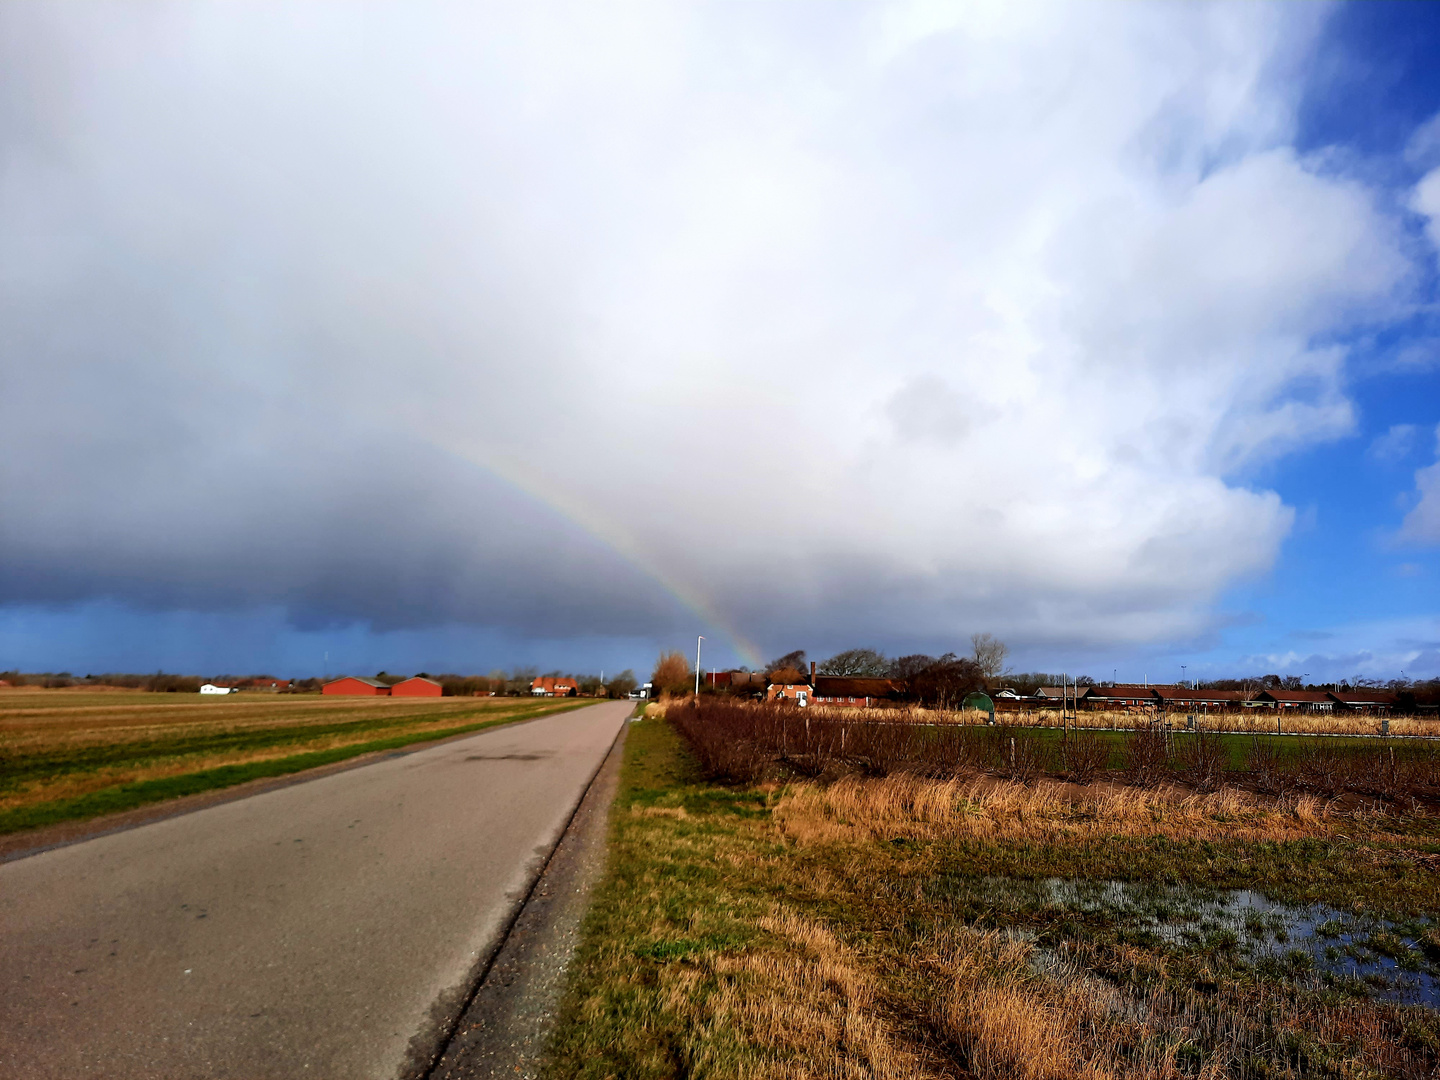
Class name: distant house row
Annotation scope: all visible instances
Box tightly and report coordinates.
[703,666,1401,715]
[322,676,443,697]
[1020,684,1398,714]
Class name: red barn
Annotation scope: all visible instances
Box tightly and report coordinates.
[391,676,443,697]
[323,676,391,696]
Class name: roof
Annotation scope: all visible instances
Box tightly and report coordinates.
[1153,688,1249,702]
[1257,689,1332,703]
[330,676,387,688]
[396,676,442,687]
[1082,685,1161,699]
[812,676,899,698]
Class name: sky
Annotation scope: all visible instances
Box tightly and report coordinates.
[1,1,1438,683]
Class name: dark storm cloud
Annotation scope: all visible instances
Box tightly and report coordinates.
[0,4,1432,664]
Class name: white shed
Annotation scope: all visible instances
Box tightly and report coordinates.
[199,683,232,695]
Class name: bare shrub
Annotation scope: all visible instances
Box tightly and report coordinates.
[1177,729,1228,792]
[1248,736,1294,796]
[917,723,989,778]
[1060,729,1107,785]
[1122,723,1169,788]
[668,699,769,783]
[993,726,1047,783]
[1294,740,1353,796]
[845,720,921,776]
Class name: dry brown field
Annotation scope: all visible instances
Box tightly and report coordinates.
[0,687,585,832]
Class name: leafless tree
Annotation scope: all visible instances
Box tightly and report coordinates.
[766,650,807,677]
[818,648,889,677]
[970,632,1009,683]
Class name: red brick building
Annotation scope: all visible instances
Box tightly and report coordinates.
[766,681,811,705]
[391,676,443,697]
[531,676,579,697]
[323,676,391,696]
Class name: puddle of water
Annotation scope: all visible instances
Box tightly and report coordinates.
[988,877,1440,1008]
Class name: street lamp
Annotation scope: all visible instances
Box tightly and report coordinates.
[694,636,705,697]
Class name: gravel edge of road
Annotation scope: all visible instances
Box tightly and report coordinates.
[406,710,631,1080]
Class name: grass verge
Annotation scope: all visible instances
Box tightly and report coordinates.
[547,714,1440,1079]
[0,700,587,835]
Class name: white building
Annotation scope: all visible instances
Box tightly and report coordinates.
[199,683,233,695]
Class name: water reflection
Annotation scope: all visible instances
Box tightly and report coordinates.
[997,878,1440,1008]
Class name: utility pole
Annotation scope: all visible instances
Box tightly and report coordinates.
[694,636,705,697]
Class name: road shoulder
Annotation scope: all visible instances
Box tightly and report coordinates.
[424,714,630,1080]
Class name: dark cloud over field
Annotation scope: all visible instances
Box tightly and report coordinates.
[2,3,1439,674]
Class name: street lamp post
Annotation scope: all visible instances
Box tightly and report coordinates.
[694,636,705,697]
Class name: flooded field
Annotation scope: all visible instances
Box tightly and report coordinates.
[982,876,1440,1008]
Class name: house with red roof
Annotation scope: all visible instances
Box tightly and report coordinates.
[531,676,578,697]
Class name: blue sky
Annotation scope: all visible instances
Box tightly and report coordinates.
[1176,1,1440,684]
[2,3,1439,683]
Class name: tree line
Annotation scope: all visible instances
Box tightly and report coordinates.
[649,633,1012,706]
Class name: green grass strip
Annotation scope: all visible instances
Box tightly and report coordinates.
[0,701,589,836]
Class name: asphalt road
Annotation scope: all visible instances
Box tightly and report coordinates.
[0,700,629,1080]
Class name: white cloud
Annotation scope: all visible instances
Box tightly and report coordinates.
[1399,425,1440,545]
[1413,166,1440,255]
[0,3,1423,658]
[1369,423,1420,462]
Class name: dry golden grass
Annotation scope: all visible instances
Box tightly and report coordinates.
[773,772,1349,847]
[668,697,1436,738]
[707,909,936,1080]
[936,705,1433,738]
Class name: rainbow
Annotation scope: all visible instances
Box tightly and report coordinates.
[451,446,764,670]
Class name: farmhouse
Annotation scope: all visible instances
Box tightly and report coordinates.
[391,676,443,697]
[811,675,899,707]
[323,676,392,697]
[767,680,811,705]
[531,676,579,697]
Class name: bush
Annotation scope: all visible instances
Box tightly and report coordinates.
[1178,729,1228,792]
[1061,729,1108,785]
[1123,722,1169,788]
